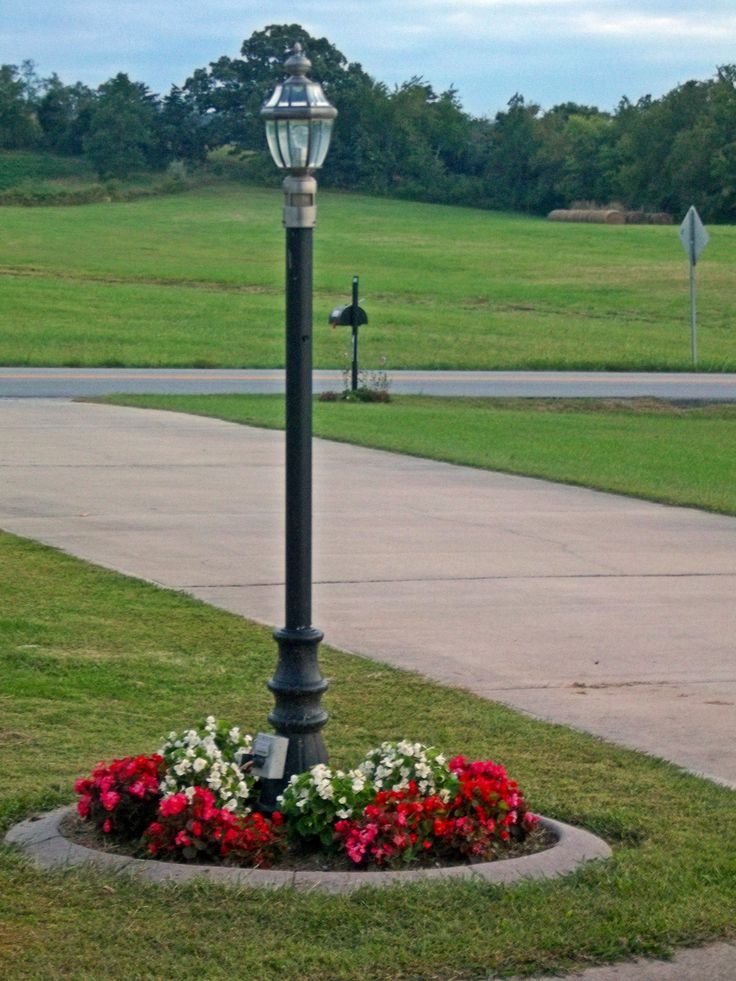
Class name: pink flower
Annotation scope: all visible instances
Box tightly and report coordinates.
[100,790,121,812]
[175,830,191,847]
[102,818,112,833]
[127,780,146,798]
[159,793,188,817]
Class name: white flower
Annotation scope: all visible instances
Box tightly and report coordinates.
[192,757,207,773]
[174,760,191,776]
[336,808,352,819]
[229,727,240,741]
[223,798,237,811]
[184,786,196,801]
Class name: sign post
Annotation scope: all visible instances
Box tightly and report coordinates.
[678,206,709,367]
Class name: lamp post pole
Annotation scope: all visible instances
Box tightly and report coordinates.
[259,46,337,809]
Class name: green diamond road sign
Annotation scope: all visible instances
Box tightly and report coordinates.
[679,206,709,265]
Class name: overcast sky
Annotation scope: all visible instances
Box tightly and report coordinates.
[3,1,735,117]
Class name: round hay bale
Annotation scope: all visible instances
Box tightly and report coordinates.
[548,209,625,224]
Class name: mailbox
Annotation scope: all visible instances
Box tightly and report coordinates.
[329,305,368,327]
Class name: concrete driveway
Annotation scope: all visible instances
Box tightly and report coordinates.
[1,398,734,788]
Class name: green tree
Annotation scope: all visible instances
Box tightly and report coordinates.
[0,62,40,148]
[184,24,361,152]
[83,73,164,178]
[36,75,95,154]
[484,95,542,211]
[159,86,209,165]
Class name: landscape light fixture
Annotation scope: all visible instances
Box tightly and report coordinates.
[258,44,337,809]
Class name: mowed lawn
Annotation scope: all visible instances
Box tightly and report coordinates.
[1,529,735,980]
[1,183,735,369]
[95,394,736,516]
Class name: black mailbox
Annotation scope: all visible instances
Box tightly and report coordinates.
[329,305,368,327]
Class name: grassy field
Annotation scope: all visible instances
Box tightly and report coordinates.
[1,182,735,369]
[0,150,96,191]
[94,394,736,516]
[1,529,735,980]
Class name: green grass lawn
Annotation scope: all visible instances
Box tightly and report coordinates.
[0,150,96,191]
[1,182,735,369]
[93,394,736,516]
[1,529,735,980]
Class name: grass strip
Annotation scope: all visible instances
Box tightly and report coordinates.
[1,184,735,370]
[91,394,736,516]
[1,528,735,979]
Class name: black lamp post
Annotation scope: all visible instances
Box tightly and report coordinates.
[259,45,337,808]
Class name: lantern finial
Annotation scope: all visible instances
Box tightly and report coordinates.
[285,43,311,77]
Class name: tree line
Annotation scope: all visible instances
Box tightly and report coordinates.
[2,24,735,221]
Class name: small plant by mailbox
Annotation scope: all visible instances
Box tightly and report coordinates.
[328,275,368,391]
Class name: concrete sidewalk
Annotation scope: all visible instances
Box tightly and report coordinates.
[1,398,734,978]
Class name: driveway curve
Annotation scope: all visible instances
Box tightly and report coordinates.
[2,397,735,980]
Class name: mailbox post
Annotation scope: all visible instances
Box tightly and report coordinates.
[350,275,360,391]
[329,275,368,391]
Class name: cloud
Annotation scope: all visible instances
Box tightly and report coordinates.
[1,1,734,116]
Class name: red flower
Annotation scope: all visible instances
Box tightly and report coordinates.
[100,790,121,812]
[73,753,165,840]
[159,793,188,817]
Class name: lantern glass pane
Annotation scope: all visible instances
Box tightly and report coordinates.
[288,83,308,107]
[287,121,311,170]
[310,119,334,169]
[265,120,284,167]
[264,84,283,109]
[276,121,293,168]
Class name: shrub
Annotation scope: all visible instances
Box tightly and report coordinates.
[358,740,457,798]
[74,726,540,869]
[158,716,256,812]
[278,763,373,849]
[334,758,540,867]
[143,786,286,866]
[74,753,164,839]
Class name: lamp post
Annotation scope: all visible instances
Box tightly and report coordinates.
[259,44,337,808]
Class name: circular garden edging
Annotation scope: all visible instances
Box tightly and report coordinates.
[6,807,611,894]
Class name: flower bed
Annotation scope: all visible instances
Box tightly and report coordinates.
[73,720,543,871]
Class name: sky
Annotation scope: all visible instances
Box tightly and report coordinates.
[3,1,736,117]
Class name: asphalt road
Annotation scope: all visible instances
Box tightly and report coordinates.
[2,366,736,399]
